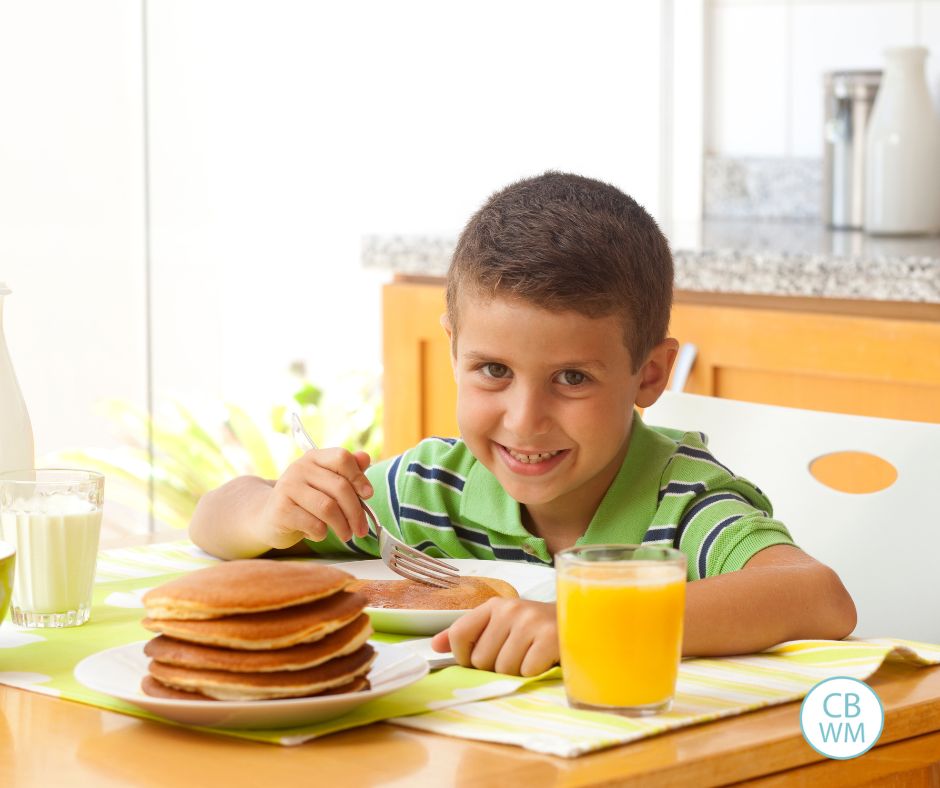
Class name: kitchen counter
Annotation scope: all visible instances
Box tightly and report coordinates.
[362,219,940,304]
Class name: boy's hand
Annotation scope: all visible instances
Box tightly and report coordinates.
[430,599,559,676]
[258,448,374,549]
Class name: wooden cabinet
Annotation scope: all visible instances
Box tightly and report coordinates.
[382,281,457,458]
[670,291,940,419]
[382,279,940,457]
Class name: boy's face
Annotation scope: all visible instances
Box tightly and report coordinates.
[445,292,676,524]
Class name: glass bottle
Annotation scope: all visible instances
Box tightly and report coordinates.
[864,47,940,235]
[0,284,34,473]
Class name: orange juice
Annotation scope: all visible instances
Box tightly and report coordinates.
[556,554,686,712]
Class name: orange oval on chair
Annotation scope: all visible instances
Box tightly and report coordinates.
[809,451,898,494]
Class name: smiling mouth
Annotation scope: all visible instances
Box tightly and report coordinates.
[503,446,564,464]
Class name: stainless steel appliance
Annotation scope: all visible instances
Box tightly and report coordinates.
[823,70,881,229]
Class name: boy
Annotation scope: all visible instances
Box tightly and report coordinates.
[190,172,856,677]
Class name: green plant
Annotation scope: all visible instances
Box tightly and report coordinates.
[51,370,383,531]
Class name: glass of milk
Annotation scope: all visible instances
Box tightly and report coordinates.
[0,469,104,627]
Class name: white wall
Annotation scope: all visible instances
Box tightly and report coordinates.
[146,0,669,418]
[0,3,147,465]
[0,1,683,533]
[707,0,940,158]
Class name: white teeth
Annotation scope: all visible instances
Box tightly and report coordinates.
[507,448,561,464]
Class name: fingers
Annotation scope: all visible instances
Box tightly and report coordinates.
[260,486,328,544]
[467,603,514,670]
[445,600,560,676]
[284,484,361,542]
[267,448,374,543]
[313,448,373,499]
[290,468,365,541]
[519,623,560,676]
[430,630,451,653]
[493,628,537,676]
[353,451,373,477]
[446,602,493,667]
[266,523,323,550]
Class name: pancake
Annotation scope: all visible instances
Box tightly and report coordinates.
[143,559,352,619]
[347,576,518,610]
[142,590,367,650]
[141,674,213,701]
[141,673,370,701]
[147,644,376,701]
[143,613,372,672]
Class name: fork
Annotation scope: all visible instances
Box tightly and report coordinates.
[289,413,459,588]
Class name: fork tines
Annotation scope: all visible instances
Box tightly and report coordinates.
[361,499,459,587]
[389,552,459,588]
[393,544,459,577]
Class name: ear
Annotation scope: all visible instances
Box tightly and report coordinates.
[634,337,679,409]
[439,312,453,344]
[440,312,458,378]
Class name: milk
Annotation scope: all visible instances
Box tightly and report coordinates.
[0,493,102,618]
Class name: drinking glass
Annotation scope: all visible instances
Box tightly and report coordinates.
[0,469,104,627]
[556,544,687,716]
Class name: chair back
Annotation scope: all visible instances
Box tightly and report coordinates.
[642,391,940,644]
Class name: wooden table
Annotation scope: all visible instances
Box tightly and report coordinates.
[4,531,940,785]
[2,655,940,786]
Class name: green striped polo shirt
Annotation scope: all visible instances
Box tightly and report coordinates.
[303,412,794,580]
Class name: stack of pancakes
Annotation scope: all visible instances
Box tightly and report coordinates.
[347,576,518,610]
[139,560,374,701]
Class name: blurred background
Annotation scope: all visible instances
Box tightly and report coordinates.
[1,0,938,538]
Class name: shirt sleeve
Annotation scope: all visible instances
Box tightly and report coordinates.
[656,431,795,581]
[674,477,794,580]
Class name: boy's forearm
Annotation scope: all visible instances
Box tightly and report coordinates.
[681,564,856,657]
[189,476,275,560]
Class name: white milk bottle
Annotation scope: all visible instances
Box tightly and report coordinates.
[0,283,34,474]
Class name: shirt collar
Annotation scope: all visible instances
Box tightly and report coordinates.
[579,411,677,544]
[460,456,531,537]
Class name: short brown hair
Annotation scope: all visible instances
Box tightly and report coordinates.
[446,172,673,372]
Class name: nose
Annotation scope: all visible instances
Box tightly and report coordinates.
[502,382,553,440]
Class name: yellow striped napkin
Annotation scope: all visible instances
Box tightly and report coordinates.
[389,638,940,757]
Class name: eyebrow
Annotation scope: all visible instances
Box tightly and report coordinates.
[462,350,607,371]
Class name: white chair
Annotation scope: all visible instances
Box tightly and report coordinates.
[669,342,697,392]
[642,391,940,644]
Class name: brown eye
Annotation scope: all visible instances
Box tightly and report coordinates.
[558,370,587,386]
[482,363,510,379]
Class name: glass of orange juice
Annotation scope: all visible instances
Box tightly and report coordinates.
[556,544,686,716]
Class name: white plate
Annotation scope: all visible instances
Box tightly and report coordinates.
[343,559,556,636]
[73,640,428,730]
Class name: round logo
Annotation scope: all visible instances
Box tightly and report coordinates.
[800,676,884,760]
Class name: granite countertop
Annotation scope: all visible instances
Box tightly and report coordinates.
[362,219,940,304]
